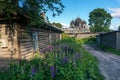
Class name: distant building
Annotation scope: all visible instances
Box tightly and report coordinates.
[62,27,90,34]
[62,17,90,34]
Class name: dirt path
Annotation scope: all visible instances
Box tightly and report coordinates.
[83,44,120,80]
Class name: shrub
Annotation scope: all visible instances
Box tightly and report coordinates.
[78,36,96,44]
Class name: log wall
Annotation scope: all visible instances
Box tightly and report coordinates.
[19,31,33,60]
[38,30,49,50]
[19,28,61,60]
[0,26,62,69]
[0,24,19,59]
[0,24,19,69]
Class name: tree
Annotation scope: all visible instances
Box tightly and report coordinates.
[0,0,18,17]
[89,8,112,32]
[0,0,64,26]
[52,22,62,28]
[118,25,120,31]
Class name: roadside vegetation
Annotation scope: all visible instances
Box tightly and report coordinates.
[0,35,103,80]
[78,36,96,44]
[99,45,120,56]
[79,36,120,56]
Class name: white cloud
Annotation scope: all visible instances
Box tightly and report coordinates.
[61,23,70,28]
[109,8,120,18]
[110,25,119,30]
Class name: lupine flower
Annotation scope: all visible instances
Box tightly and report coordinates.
[75,53,81,60]
[60,44,74,53]
[62,45,69,52]
[40,49,46,53]
[60,44,69,52]
[40,45,54,53]
[48,45,54,52]
[61,56,69,64]
[31,67,36,77]
[72,53,81,67]
[50,66,55,78]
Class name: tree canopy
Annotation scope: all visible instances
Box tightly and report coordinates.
[52,22,62,28]
[89,8,112,32]
[0,0,18,16]
[0,0,64,26]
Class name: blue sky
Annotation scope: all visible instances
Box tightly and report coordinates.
[46,0,120,30]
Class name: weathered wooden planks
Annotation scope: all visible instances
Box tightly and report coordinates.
[20,32,33,60]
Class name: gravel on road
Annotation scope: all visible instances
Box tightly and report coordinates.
[83,44,120,80]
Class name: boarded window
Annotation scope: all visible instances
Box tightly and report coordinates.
[32,32,38,52]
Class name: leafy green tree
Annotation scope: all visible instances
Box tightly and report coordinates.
[0,0,18,17]
[118,25,120,31]
[89,8,112,32]
[52,22,62,28]
[0,0,64,26]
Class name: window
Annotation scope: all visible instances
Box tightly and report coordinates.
[32,32,38,52]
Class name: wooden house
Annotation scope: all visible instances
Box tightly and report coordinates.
[0,12,63,68]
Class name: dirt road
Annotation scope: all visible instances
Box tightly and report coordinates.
[83,44,120,80]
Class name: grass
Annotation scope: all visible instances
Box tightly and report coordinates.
[77,36,96,44]
[99,45,120,56]
[78,36,120,56]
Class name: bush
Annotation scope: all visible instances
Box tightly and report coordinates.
[78,36,96,44]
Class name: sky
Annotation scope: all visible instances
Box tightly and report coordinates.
[46,0,120,30]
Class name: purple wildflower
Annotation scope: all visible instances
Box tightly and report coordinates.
[50,65,55,78]
[61,56,69,64]
[40,49,46,53]
[40,45,54,53]
[75,53,81,60]
[60,44,74,53]
[31,67,36,77]
[72,53,81,67]
[62,45,68,52]
[48,45,54,52]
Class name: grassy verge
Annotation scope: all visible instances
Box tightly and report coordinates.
[0,36,104,80]
[78,36,96,44]
[99,45,120,56]
[78,36,120,56]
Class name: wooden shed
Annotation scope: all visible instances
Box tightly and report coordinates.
[0,12,63,68]
[96,31,120,50]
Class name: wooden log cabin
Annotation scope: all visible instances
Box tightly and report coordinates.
[0,12,63,68]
